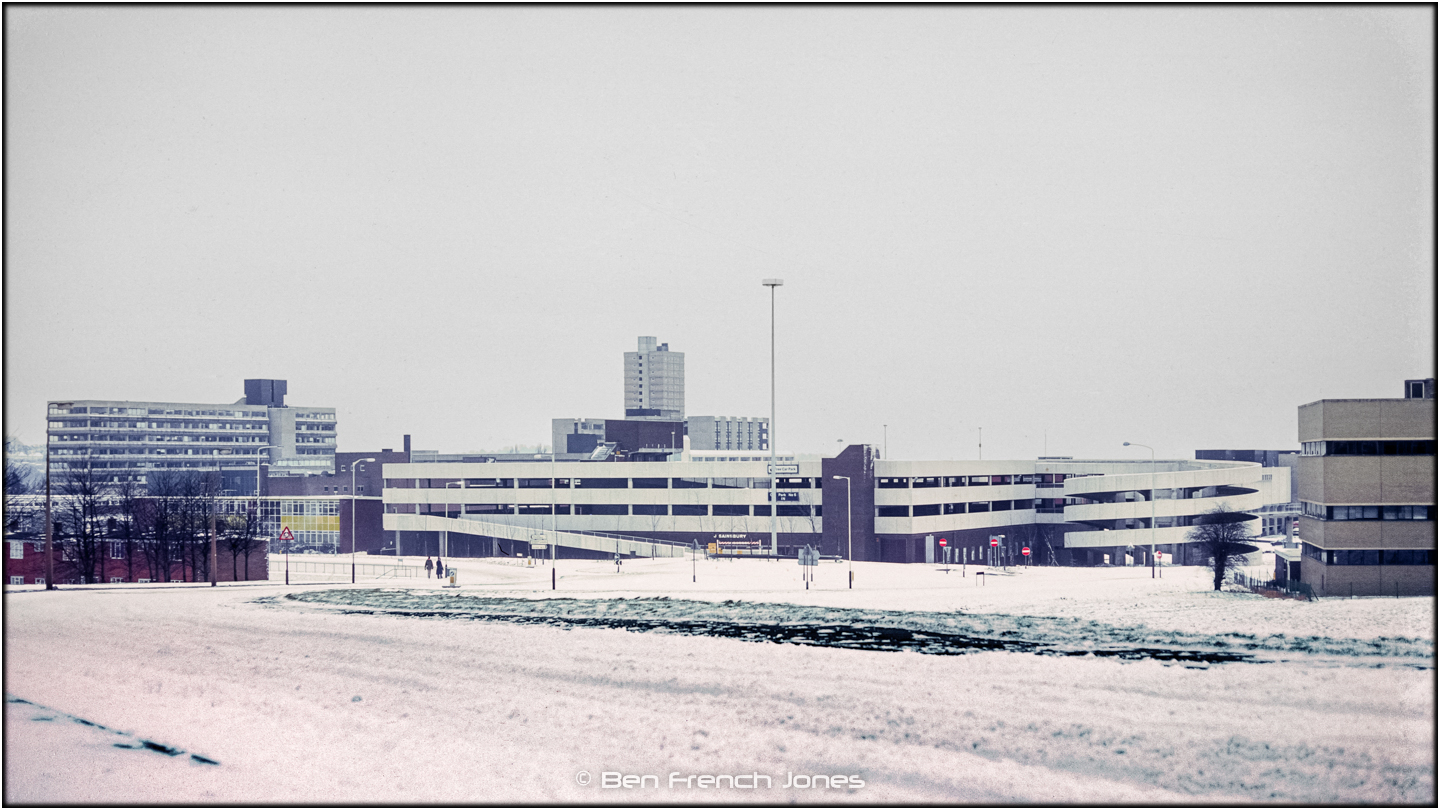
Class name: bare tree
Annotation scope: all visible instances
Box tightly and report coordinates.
[223,511,262,581]
[112,478,144,582]
[57,462,112,584]
[1186,503,1259,591]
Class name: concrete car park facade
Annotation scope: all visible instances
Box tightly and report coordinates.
[381,445,1268,565]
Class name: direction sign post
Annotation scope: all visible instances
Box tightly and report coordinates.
[1022,546,1031,567]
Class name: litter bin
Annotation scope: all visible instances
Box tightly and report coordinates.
[447,567,457,586]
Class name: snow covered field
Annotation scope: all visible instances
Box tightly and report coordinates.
[4,556,1433,804]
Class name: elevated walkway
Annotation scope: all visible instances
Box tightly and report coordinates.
[383,513,690,558]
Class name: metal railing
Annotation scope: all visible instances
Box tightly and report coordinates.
[1231,571,1318,602]
[268,557,425,580]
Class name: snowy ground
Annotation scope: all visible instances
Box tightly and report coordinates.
[4,556,1433,804]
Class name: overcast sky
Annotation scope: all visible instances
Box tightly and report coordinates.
[6,6,1434,462]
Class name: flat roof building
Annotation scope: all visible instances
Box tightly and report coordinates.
[1296,381,1436,597]
[46,379,336,493]
[624,336,684,420]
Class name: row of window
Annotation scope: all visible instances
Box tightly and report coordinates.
[51,406,265,418]
[403,477,825,490]
[407,504,819,517]
[876,474,1077,489]
[877,500,1036,517]
[1300,440,1435,457]
[1302,544,1435,566]
[1300,503,1433,521]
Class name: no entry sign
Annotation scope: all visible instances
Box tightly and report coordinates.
[990,537,999,547]
[1022,547,1031,556]
[938,538,947,547]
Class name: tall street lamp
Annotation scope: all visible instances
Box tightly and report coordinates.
[833,475,853,589]
[44,401,74,590]
[444,480,465,562]
[762,278,783,557]
[1123,442,1158,578]
[351,457,376,584]
[252,445,280,582]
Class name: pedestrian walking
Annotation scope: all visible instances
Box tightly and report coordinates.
[437,558,446,581]
[424,557,433,578]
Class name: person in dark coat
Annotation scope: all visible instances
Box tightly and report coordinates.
[437,558,445,580]
[424,557,433,578]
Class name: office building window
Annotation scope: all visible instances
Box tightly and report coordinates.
[713,505,748,517]
[672,505,707,516]
[913,504,940,517]
[876,506,909,517]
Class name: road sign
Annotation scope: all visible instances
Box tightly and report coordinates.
[938,538,947,547]
[1022,547,1031,556]
[798,546,819,566]
[990,536,999,547]
[768,464,800,475]
[278,526,294,542]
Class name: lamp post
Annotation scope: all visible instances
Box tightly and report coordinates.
[443,480,464,562]
[762,278,783,557]
[351,458,376,584]
[833,475,852,589]
[1123,442,1157,578]
[249,445,281,583]
[44,402,74,590]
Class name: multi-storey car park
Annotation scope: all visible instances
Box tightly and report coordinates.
[381,445,1278,565]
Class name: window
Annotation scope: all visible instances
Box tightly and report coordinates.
[137,578,149,583]
[9,542,22,559]
[753,505,772,517]
[632,504,667,515]
[944,503,966,515]
[876,505,909,517]
[991,500,1012,512]
[1382,505,1433,520]
[575,478,627,489]
[969,501,991,513]
[713,505,748,517]
[912,477,941,489]
[9,576,22,585]
[110,543,124,559]
[34,577,45,586]
[672,478,708,489]
[776,477,812,489]
[777,505,811,517]
[990,476,1012,485]
[967,476,990,486]
[913,504,940,517]
[876,478,909,489]
[672,505,707,516]
[1013,499,1034,510]
[632,478,668,489]
[517,505,552,515]
[944,476,966,487]
[574,504,627,516]
[465,478,515,488]
[519,478,553,489]
[110,577,124,583]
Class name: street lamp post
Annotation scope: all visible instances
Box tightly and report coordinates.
[351,457,376,584]
[250,445,281,583]
[1123,442,1158,578]
[833,475,852,589]
[44,402,74,590]
[762,278,783,557]
[444,480,465,562]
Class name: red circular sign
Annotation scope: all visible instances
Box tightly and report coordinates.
[1022,547,1031,556]
[938,539,947,547]
[990,538,999,546]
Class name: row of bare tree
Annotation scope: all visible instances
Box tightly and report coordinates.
[6,463,267,584]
